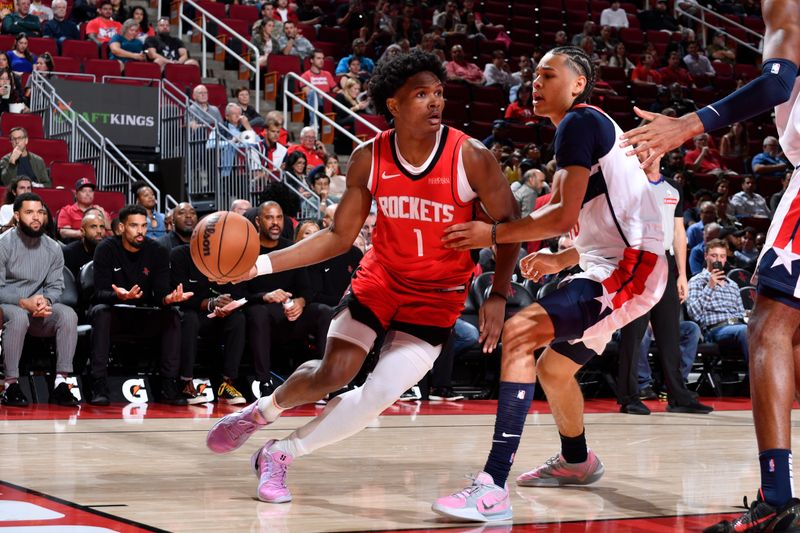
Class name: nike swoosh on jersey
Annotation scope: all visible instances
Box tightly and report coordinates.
[381,171,402,180]
[501,432,521,438]
[113,267,121,272]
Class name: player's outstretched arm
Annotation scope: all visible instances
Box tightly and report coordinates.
[255,144,373,277]
[620,0,800,168]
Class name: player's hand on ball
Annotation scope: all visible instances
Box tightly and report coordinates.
[163,283,194,305]
[520,252,563,282]
[442,221,493,250]
[478,295,505,354]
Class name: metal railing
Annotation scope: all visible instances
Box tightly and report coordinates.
[28,71,161,208]
[178,0,261,110]
[675,3,762,53]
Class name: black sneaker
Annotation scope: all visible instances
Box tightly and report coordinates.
[398,386,422,401]
[429,387,465,401]
[51,382,79,407]
[704,494,800,532]
[666,400,714,414]
[160,378,189,406]
[639,386,658,400]
[1,382,29,407]
[259,378,277,399]
[620,400,651,415]
[89,377,110,406]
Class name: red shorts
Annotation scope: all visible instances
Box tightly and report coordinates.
[343,254,469,345]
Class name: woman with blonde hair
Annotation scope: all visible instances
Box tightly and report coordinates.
[294,220,320,243]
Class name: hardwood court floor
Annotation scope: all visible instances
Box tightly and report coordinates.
[0,398,790,532]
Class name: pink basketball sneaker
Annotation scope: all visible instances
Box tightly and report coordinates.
[206,400,267,454]
[251,439,293,503]
[516,450,605,487]
[432,472,512,522]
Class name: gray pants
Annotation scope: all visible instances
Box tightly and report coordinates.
[1,303,78,379]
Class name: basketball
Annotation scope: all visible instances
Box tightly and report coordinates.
[190,211,260,281]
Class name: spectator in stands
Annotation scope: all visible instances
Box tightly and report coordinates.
[661,82,696,116]
[88,204,190,405]
[686,201,716,248]
[244,201,332,396]
[335,38,375,76]
[432,0,461,33]
[188,84,222,125]
[212,102,257,178]
[683,133,736,177]
[631,52,662,87]
[504,82,534,124]
[570,20,596,46]
[686,238,749,362]
[157,201,195,251]
[513,168,546,218]
[595,25,616,54]
[277,20,313,60]
[579,36,602,66]
[86,0,122,46]
[509,67,532,103]
[334,78,367,155]
[252,18,277,67]
[0,192,78,407]
[377,43,402,65]
[295,0,324,25]
[263,117,287,171]
[235,87,264,129]
[719,122,748,159]
[444,44,484,85]
[57,178,110,240]
[361,211,376,249]
[43,0,79,47]
[661,150,685,177]
[658,51,692,87]
[109,0,127,23]
[734,226,758,269]
[132,181,166,238]
[338,57,364,91]
[63,210,104,280]
[0,128,48,186]
[230,198,252,215]
[394,9,423,47]
[109,19,146,68]
[483,49,513,89]
[689,222,721,276]
[639,0,679,32]
[129,6,152,42]
[252,4,281,40]
[170,235,247,405]
[70,0,97,24]
[771,170,791,213]
[482,119,514,149]
[273,0,297,23]
[2,0,41,36]
[30,0,51,22]
[321,203,336,229]
[0,174,29,237]
[299,167,328,219]
[729,176,771,219]
[682,41,715,79]
[714,193,737,228]
[608,42,635,75]
[554,30,568,47]
[300,50,337,120]
[7,33,33,74]
[283,151,307,190]
[752,135,792,177]
[145,17,198,69]
[705,32,736,64]
[600,1,629,28]
[288,126,325,168]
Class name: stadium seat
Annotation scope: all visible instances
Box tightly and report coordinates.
[196,0,226,20]
[470,271,494,308]
[94,190,126,218]
[265,54,302,77]
[38,187,73,216]
[52,55,81,73]
[27,138,68,167]
[317,26,349,43]
[164,63,201,90]
[50,162,96,189]
[204,83,228,116]
[27,37,58,57]
[228,4,259,23]
[0,35,12,51]
[123,61,161,80]
[740,286,756,310]
[1,112,45,139]
[84,59,122,81]
[218,17,250,41]
[727,268,753,288]
[61,39,100,62]
[470,101,502,122]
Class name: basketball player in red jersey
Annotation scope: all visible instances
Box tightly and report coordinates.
[621,3,800,531]
[205,51,521,503]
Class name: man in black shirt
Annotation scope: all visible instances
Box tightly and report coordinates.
[63,211,105,281]
[170,243,247,405]
[157,201,196,252]
[309,245,362,308]
[245,201,332,396]
[144,17,199,68]
[43,0,80,46]
[88,205,192,405]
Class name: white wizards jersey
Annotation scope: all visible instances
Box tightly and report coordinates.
[776,76,800,166]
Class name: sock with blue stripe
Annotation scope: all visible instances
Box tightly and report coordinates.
[482,381,535,488]
[759,449,794,507]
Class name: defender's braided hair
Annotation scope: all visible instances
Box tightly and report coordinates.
[549,46,596,105]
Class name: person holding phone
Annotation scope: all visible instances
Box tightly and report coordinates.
[685,238,749,363]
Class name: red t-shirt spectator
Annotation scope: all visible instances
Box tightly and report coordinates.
[658,65,693,86]
[57,203,110,232]
[504,101,535,122]
[85,17,122,43]
[631,65,662,84]
[683,147,727,174]
[300,69,337,95]
[287,143,324,167]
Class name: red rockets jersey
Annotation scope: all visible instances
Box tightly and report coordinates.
[365,125,478,290]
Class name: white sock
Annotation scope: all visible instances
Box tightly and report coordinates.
[54,374,66,387]
[274,331,440,459]
[257,394,285,423]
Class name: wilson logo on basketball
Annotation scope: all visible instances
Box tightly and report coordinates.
[202,216,218,257]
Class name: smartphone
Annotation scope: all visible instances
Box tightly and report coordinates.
[711,261,724,272]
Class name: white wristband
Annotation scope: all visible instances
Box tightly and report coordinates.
[255,254,273,276]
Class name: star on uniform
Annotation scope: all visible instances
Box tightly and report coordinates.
[771,241,800,275]
[594,284,616,314]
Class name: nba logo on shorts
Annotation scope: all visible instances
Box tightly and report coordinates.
[122,378,149,404]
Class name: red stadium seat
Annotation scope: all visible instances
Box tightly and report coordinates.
[50,162,96,189]
[0,35,14,52]
[164,63,201,90]
[218,17,250,40]
[266,54,302,77]
[84,59,121,81]
[38,187,73,216]
[204,83,228,114]
[94,190,126,218]
[317,26,348,43]
[123,61,161,80]
[196,0,226,20]
[1,112,45,138]
[61,39,99,61]
[228,3,259,23]
[27,37,58,56]
[471,101,503,122]
[52,55,81,73]
[27,138,68,167]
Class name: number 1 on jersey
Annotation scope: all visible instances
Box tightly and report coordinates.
[413,228,423,257]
